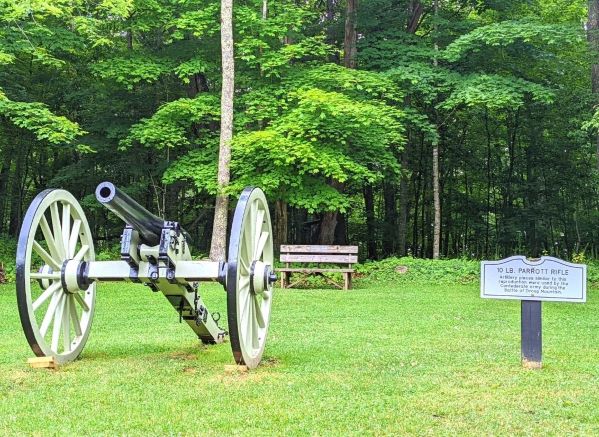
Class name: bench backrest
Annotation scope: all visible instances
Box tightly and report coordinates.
[280,245,358,264]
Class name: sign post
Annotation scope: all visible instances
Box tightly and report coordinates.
[520,300,542,368]
[481,256,586,369]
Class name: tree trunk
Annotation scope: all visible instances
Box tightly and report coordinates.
[589,1,599,93]
[343,0,358,68]
[589,1,599,167]
[209,0,235,261]
[317,0,358,246]
[430,0,441,259]
[0,142,14,234]
[484,110,492,257]
[8,145,26,236]
[382,181,396,256]
[397,150,410,256]
[432,144,441,259]
[274,199,287,254]
[406,1,424,33]
[363,184,377,259]
[335,212,348,244]
[318,211,338,244]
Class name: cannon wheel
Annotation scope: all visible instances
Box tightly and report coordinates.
[227,187,274,369]
[16,189,96,364]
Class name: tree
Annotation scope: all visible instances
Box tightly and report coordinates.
[589,0,599,167]
[210,0,235,261]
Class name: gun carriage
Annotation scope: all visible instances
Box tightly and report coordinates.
[16,182,276,368]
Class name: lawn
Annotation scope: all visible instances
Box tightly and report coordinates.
[0,279,598,435]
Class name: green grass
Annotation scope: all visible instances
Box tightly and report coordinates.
[0,279,598,435]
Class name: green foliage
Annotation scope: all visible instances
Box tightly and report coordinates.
[162,147,219,194]
[0,237,16,281]
[92,56,175,89]
[169,4,219,40]
[0,0,597,263]
[232,87,404,211]
[356,257,480,284]
[288,64,404,104]
[123,94,220,149]
[0,95,85,145]
[444,20,584,62]
[440,74,554,110]
[386,62,460,103]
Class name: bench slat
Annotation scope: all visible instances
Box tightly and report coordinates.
[280,254,358,264]
[280,245,358,254]
[277,268,354,273]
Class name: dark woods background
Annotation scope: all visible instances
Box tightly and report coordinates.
[0,0,598,261]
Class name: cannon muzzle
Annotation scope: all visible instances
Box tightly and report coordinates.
[95,182,165,246]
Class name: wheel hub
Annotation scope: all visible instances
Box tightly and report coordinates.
[37,265,53,290]
[249,261,276,296]
[61,259,84,294]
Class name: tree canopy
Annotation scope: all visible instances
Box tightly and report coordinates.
[0,0,596,261]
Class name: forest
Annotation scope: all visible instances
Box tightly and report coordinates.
[0,0,598,261]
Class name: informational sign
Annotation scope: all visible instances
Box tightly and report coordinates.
[481,256,586,303]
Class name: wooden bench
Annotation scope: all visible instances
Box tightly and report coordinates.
[277,245,358,290]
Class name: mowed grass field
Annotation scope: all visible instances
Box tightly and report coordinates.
[0,279,598,435]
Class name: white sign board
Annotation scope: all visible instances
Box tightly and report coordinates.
[481,256,586,303]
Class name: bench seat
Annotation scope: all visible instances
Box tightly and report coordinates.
[276,245,358,290]
[278,268,355,273]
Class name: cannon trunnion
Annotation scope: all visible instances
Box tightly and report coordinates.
[15,182,276,368]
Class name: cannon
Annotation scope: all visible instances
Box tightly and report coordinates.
[15,182,276,368]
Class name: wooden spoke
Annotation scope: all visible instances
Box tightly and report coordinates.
[73,292,90,312]
[32,241,60,270]
[61,203,71,255]
[254,231,269,261]
[251,307,259,349]
[39,215,61,261]
[254,296,265,329]
[239,255,249,273]
[239,276,250,291]
[32,281,62,311]
[253,209,265,259]
[40,290,61,337]
[69,295,82,337]
[243,212,254,262]
[30,272,61,280]
[50,202,65,259]
[241,288,251,320]
[68,219,81,259]
[73,244,89,262]
[62,296,71,352]
[245,296,254,350]
[51,294,66,352]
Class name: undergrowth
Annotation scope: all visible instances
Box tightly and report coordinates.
[355,257,479,284]
[3,235,599,286]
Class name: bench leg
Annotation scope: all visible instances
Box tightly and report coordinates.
[344,272,349,291]
[281,272,290,289]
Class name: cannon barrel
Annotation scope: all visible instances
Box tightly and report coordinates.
[95,182,165,246]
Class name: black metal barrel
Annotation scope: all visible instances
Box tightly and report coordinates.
[95,182,165,246]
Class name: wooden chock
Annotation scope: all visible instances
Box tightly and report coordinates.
[27,356,57,369]
[224,364,249,374]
